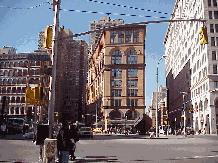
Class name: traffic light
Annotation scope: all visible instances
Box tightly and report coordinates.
[43,26,53,48]
[25,89,35,105]
[198,25,208,45]
[34,86,43,102]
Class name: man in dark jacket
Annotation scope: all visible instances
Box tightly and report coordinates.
[57,121,71,163]
[69,124,79,161]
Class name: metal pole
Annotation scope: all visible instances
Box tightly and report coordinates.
[48,0,60,139]
[156,62,159,137]
[183,94,186,136]
[96,104,98,128]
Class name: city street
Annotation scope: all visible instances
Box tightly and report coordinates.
[1,134,218,162]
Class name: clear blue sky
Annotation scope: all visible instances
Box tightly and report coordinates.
[0,0,175,109]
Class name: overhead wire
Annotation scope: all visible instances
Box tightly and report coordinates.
[87,0,172,16]
[0,1,52,9]
[51,8,168,19]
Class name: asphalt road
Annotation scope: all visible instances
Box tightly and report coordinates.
[0,134,218,163]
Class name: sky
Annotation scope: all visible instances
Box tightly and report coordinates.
[0,0,176,109]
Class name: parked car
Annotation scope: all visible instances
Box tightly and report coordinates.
[186,127,194,135]
[23,131,34,139]
[79,127,93,138]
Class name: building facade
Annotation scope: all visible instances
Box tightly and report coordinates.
[89,16,124,54]
[86,25,146,130]
[164,0,218,134]
[0,46,51,124]
[54,27,88,123]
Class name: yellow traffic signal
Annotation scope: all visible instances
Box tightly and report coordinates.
[34,86,43,101]
[25,89,35,105]
[43,26,53,48]
[198,25,208,45]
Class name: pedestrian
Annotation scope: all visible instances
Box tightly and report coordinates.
[57,121,72,163]
[69,123,79,161]
[1,122,7,139]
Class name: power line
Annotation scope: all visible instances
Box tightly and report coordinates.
[87,0,172,16]
[0,2,52,10]
[52,8,168,19]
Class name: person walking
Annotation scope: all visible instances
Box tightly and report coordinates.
[69,123,79,161]
[1,122,7,139]
[57,121,71,163]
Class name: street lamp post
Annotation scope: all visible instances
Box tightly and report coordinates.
[180,92,188,136]
[156,56,167,137]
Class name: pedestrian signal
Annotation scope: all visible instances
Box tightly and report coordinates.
[43,26,53,48]
[198,25,208,45]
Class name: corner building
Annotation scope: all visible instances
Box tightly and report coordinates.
[164,0,218,134]
[86,25,146,129]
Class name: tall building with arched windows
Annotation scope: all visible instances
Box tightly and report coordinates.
[86,24,146,131]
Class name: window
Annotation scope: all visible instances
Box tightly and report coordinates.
[18,70,22,76]
[111,89,122,96]
[14,62,18,67]
[212,51,217,60]
[111,69,122,78]
[211,24,214,33]
[31,61,35,66]
[23,70,27,76]
[22,78,26,84]
[5,62,9,68]
[209,11,213,19]
[127,89,138,96]
[214,81,218,90]
[111,99,122,106]
[10,62,13,67]
[9,70,13,76]
[128,69,138,77]
[125,30,132,43]
[127,80,138,87]
[215,24,218,33]
[8,79,12,85]
[133,30,139,42]
[127,50,138,64]
[17,87,21,93]
[7,87,11,93]
[3,79,7,85]
[13,79,17,84]
[118,31,124,43]
[14,70,18,76]
[208,0,211,6]
[213,64,218,74]
[11,97,15,103]
[127,99,138,106]
[111,80,122,87]
[214,0,217,7]
[211,37,215,46]
[30,69,34,76]
[0,70,3,76]
[4,71,8,76]
[18,79,21,84]
[215,11,218,19]
[110,31,116,43]
[216,37,218,46]
[12,87,16,93]
[2,87,6,93]
[0,62,4,68]
[111,51,122,64]
[19,61,23,67]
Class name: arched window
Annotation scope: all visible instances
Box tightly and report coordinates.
[17,87,21,93]
[11,97,15,103]
[18,79,21,84]
[111,51,122,64]
[0,79,2,85]
[109,110,121,120]
[11,107,14,114]
[10,62,13,67]
[14,62,18,67]
[21,107,24,114]
[125,109,138,120]
[19,61,23,67]
[2,87,6,93]
[5,62,9,68]
[13,79,17,84]
[9,70,13,76]
[127,50,138,64]
[29,78,34,84]
[21,97,25,103]
[8,79,12,85]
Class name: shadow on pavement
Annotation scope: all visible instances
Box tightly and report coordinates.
[72,156,152,162]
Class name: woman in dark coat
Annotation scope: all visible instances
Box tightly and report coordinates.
[69,124,79,161]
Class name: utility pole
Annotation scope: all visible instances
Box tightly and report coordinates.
[48,0,60,139]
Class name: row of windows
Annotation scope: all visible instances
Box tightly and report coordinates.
[0,87,26,94]
[0,96,25,103]
[208,0,218,7]
[0,78,40,85]
[111,50,138,64]
[0,69,28,76]
[209,11,218,19]
[210,24,218,33]
[111,89,138,97]
[111,69,138,78]
[211,37,218,46]
[0,61,41,68]
[112,79,138,88]
[110,30,139,44]
[0,78,26,85]
[110,99,138,106]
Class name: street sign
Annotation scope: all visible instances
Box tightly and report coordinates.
[28,54,51,61]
